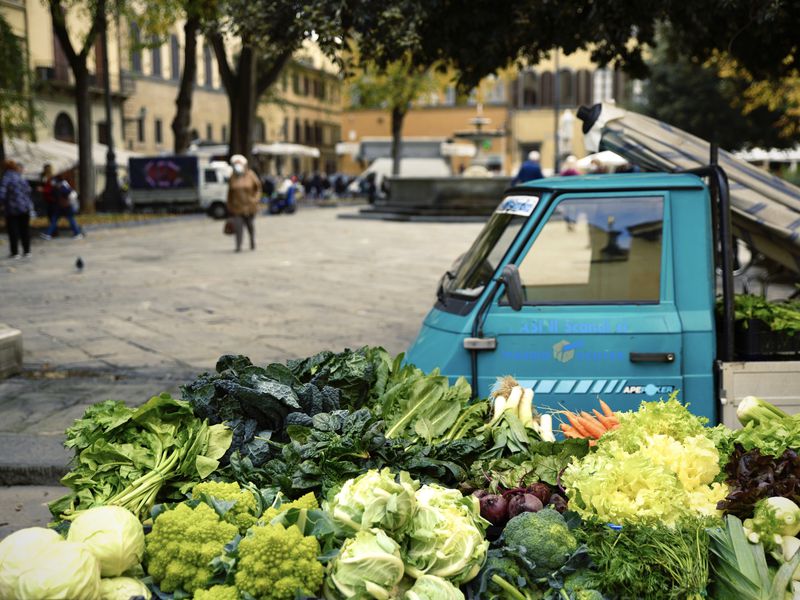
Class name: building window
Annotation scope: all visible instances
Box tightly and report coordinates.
[304,120,312,144]
[203,44,213,87]
[253,118,266,143]
[170,34,180,81]
[137,117,145,143]
[576,69,592,106]
[97,121,109,145]
[282,117,289,140]
[221,124,227,141]
[294,119,301,143]
[206,123,213,141]
[151,41,162,78]
[558,69,575,106]
[540,71,554,106]
[155,118,163,144]
[292,72,300,95]
[303,76,309,96]
[520,71,538,107]
[282,72,288,91]
[444,85,456,106]
[130,23,142,73]
[54,112,75,143]
[593,69,613,104]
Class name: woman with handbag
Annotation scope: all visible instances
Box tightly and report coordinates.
[40,175,84,240]
[226,154,262,252]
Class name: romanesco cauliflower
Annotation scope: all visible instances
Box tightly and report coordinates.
[192,480,259,533]
[146,502,238,594]
[234,523,323,600]
[193,584,240,600]
[261,491,319,523]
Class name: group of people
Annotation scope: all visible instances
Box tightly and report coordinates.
[511,151,636,186]
[1,160,84,260]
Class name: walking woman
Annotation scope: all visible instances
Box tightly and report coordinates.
[226,154,262,252]
[0,160,34,259]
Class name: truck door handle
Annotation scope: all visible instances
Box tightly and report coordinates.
[630,352,675,363]
[463,337,497,351]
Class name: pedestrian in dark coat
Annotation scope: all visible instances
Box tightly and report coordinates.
[0,160,34,259]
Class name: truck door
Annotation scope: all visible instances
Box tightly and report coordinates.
[477,192,683,414]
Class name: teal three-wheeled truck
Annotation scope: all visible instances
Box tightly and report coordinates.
[406,104,800,427]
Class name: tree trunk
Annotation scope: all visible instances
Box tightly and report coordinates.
[171,14,199,154]
[228,46,256,162]
[390,106,405,176]
[49,0,102,213]
[74,64,94,212]
[212,32,295,164]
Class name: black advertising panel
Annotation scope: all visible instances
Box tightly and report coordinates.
[128,156,199,190]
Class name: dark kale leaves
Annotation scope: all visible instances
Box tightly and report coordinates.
[181,354,345,467]
[287,346,391,410]
[717,443,800,518]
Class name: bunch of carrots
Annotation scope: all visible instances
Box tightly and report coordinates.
[560,399,619,442]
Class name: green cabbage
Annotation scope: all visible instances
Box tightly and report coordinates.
[67,505,145,576]
[99,576,151,600]
[402,484,489,585]
[0,527,64,598]
[404,574,465,600]
[324,528,405,599]
[13,540,101,600]
[325,468,419,537]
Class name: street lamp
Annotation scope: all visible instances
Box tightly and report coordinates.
[100,0,122,211]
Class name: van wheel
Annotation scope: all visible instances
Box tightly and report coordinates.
[208,202,227,219]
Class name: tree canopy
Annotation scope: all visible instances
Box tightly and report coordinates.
[345,0,800,89]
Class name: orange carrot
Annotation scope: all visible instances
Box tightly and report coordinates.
[565,411,592,438]
[599,399,615,418]
[579,412,607,438]
[593,409,619,430]
[561,427,581,439]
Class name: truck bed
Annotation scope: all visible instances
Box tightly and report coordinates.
[718,360,800,427]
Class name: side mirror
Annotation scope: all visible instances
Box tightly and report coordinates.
[500,264,524,311]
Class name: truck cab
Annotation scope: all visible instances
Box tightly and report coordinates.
[407,173,720,421]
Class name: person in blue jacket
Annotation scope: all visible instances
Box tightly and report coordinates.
[512,150,544,185]
[0,159,34,259]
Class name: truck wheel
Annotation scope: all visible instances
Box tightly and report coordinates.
[208,202,227,220]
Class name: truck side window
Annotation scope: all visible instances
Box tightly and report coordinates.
[515,196,663,304]
[204,170,218,184]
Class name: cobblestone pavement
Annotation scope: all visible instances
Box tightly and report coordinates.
[0,207,484,531]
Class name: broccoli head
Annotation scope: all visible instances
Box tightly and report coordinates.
[193,584,240,600]
[192,480,259,533]
[146,502,239,594]
[234,523,324,600]
[558,571,604,600]
[502,509,578,579]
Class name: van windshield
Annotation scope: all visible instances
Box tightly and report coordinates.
[444,195,538,299]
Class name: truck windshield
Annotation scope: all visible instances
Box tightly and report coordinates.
[444,198,535,299]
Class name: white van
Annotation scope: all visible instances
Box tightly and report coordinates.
[348,157,452,196]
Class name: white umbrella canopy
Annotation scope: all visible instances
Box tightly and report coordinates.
[576,150,628,170]
[6,138,76,175]
[6,138,142,177]
[253,142,320,158]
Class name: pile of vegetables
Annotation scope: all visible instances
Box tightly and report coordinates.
[5,345,800,600]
